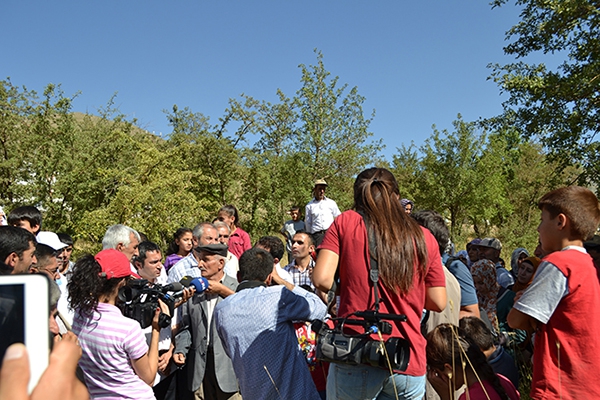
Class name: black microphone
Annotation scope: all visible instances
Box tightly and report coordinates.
[161,282,184,292]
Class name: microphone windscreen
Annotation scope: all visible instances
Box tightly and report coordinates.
[190,277,209,293]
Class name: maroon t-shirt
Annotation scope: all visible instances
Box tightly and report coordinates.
[319,210,445,376]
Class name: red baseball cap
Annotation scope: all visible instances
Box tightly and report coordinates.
[95,249,140,279]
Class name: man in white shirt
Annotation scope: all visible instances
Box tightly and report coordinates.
[305,179,341,246]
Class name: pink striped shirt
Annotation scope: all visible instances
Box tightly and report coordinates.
[72,303,154,399]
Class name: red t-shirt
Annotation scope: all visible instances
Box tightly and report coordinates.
[228,227,251,259]
[531,249,600,400]
[319,210,445,376]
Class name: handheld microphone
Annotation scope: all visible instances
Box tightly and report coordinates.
[175,276,209,297]
[161,282,184,293]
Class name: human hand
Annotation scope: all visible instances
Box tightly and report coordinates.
[426,368,452,400]
[514,290,524,304]
[0,337,87,400]
[158,299,170,317]
[172,353,185,366]
[157,348,173,374]
[174,287,195,308]
[151,307,163,331]
[206,281,233,297]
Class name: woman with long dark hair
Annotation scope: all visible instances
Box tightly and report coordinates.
[313,167,447,399]
[69,249,163,399]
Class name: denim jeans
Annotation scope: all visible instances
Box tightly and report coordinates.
[326,363,426,400]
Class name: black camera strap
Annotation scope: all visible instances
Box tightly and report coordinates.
[359,211,382,313]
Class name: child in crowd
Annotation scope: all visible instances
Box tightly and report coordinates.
[164,227,193,271]
[7,205,42,235]
[508,186,600,399]
[426,324,519,400]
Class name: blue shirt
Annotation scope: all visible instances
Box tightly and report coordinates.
[167,253,200,283]
[443,253,478,308]
[214,284,327,400]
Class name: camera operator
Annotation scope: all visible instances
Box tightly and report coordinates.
[313,168,447,400]
[133,241,186,400]
[69,248,168,400]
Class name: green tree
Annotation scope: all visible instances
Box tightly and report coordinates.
[489,0,600,186]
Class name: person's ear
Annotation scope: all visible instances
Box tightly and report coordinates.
[266,273,273,286]
[133,260,141,271]
[116,242,125,252]
[273,258,280,265]
[557,213,567,230]
[5,252,18,267]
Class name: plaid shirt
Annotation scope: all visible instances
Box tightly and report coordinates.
[283,258,315,290]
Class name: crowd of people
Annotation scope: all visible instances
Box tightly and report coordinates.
[0,169,599,400]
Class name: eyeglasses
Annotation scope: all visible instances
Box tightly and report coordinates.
[292,240,305,245]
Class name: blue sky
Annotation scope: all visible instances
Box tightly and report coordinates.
[1,1,524,160]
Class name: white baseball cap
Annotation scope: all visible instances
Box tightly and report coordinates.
[36,231,68,251]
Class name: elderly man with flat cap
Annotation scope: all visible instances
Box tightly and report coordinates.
[305,178,341,246]
[173,243,240,400]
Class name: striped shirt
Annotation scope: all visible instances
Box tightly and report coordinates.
[166,253,200,284]
[72,303,154,400]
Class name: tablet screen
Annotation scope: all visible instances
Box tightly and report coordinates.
[0,284,25,360]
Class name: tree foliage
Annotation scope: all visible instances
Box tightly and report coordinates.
[0,51,382,252]
[392,115,567,252]
[489,0,600,186]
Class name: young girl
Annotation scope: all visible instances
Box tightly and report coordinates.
[426,324,519,400]
[217,205,251,259]
[164,228,193,271]
[69,249,164,399]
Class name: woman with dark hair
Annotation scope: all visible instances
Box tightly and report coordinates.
[313,167,447,399]
[69,249,164,399]
[217,204,251,259]
[426,324,519,400]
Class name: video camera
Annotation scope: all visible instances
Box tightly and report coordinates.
[118,279,184,329]
[314,310,410,371]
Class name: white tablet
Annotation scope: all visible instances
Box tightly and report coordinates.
[0,274,50,392]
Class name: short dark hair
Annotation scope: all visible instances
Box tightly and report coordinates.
[411,210,449,256]
[293,230,314,247]
[7,206,42,230]
[538,186,600,241]
[0,226,36,263]
[459,316,495,351]
[135,241,161,266]
[239,248,274,282]
[57,233,74,247]
[255,236,285,261]
[290,206,300,212]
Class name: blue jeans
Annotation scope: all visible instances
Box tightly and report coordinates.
[326,364,426,400]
